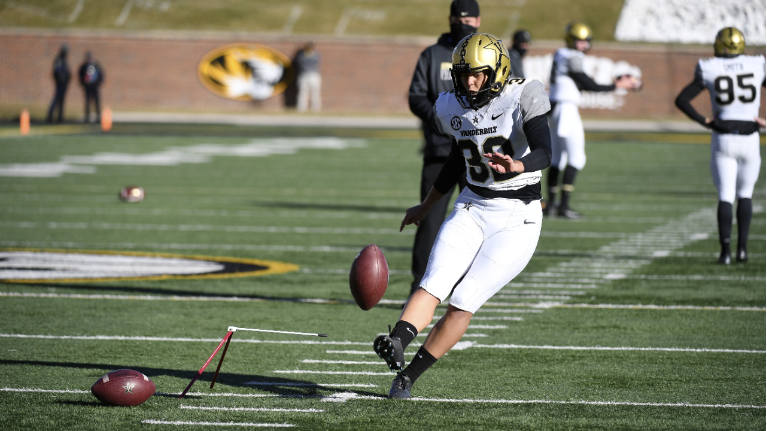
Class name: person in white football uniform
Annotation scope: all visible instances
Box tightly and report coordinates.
[675,27,765,264]
[373,33,552,399]
[547,22,638,218]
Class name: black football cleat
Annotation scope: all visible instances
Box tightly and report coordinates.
[558,207,582,219]
[717,252,731,265]
[373,335,405,371]
[388,372,414,399]
[736,248,748,263]
[543,201,558,217]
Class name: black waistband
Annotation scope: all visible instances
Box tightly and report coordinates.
[467,182,541,204]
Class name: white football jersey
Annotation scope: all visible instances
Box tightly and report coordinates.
[549,48,583,104]
[697,55,765,122]
[433,78,551,192]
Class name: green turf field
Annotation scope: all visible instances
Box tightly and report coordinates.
[0,123,764,430]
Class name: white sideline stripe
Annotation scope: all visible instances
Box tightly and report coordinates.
[406,398,765,409]
[326,350,416,356]
[142,420,295,427]
[301,359,382,365]
[0,292,342,305]
[243,382,376,388]
[472,344,765,354]
[1,388,89,394]
[273,370,393,376]
[180,405,322,413]
[426,324,507,329]
[0,333,367,345]
[434,315,524,321]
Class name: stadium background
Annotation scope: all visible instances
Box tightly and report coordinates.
[0,0,765,121]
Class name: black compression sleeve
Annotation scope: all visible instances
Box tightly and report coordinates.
[519,115,552,172]
[569,71,616,92]
[432,139,466,194]
[674,80,708,126]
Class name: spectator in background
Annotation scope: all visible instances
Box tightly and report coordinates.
[509,29,530,78]
[78,51,104,123]
[406,0,480,296]
[295,43,321,112]
[46,45,71,123]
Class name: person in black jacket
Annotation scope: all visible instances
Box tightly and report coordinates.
[509,29,530,78]
[46,45,71,123]
[407,0,480,296]
[78,52,104,123]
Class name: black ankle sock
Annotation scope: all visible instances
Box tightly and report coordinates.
[547,167,560,203]
[560,166,578,209]
[390,320,418,349]
[736,198,752,251]
[717,201,733,253]
[402,346,437,383]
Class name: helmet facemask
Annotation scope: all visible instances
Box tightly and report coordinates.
[450,33,511,110]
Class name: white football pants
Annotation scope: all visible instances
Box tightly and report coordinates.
[711,131,762,203]
[550,102,586,170]
[420,188,542,314]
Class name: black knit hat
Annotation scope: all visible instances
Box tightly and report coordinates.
[513,30,531,44]
[450,0,480,18]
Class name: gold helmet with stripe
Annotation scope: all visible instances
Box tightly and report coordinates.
[565,21,592,50]
[714,27,745,57]
[450,33,511,110]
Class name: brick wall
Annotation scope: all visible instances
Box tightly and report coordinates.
[0,29,763,120]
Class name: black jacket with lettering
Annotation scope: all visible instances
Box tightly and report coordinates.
[408,33,459,160]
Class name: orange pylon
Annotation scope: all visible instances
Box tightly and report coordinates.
[20,109,30,135]
[101,107,112,132]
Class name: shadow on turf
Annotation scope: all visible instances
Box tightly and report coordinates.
[1,359,381,398]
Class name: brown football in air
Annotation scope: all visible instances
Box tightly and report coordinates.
[91,369,155,406]
[349,244,389,310]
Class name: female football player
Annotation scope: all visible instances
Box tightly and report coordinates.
[675,27,765,264]
[373,33,552,398]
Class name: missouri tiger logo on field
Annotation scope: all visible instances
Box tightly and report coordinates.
[0,248,298,283]
[198,44,294,101]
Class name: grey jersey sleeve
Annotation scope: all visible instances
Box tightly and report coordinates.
[520,80,552,122]
[432,102,446,135]
[694,63,704,86]
[567,54,584,73]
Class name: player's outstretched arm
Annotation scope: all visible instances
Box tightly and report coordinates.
[400,186,445,232]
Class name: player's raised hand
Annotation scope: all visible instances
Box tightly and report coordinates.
[483,151,522,174]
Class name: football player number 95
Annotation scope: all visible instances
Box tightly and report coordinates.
[457,137,516,183]
[714,73,757,105]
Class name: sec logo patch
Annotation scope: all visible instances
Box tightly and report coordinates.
[451,116,462,130]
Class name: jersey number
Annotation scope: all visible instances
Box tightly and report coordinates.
[457,137,516,183]
[713,73,757,105]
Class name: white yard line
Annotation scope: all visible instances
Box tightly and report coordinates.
[244,381,376,388]
[3,388,761,409]
[180,405,322,413]
[471,344,764,354]
[0,333,367,345]
[142,420,295,427]
[301,359,382,365]
[273,370,393,376]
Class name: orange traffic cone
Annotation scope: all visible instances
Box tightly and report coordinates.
[101,107,112,132]
[20,109,30,136]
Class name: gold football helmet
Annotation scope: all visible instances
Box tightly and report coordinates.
[565,21,592,50]
[450,33,511,110]
[714,27,745,57]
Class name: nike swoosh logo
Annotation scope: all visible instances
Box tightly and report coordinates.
[406,328,415,336]
[417,353,423,358]
[491,112,504,120]
[524,220,535,224]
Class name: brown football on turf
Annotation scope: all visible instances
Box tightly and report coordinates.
[91,369,155,406]
[349,244,389,310]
